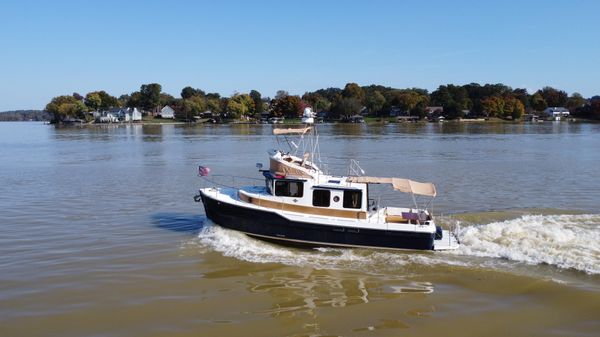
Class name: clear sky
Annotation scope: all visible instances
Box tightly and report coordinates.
[1,0,598,111]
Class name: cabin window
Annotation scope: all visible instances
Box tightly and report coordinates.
[343,190,362,209]
[275,180,304,197]
[312,189,331,207]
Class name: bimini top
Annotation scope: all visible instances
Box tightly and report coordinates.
[273,127,312,135]
[347,176,437,197]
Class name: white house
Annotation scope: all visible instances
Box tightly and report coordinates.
[130,107,142,122]
[95,108,122,123]
[160,105,175,119]
[544,107,569,120]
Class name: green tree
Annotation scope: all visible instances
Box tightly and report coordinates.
[140,83,162,111]
[431,85,469,119]
[126,92,143,108]
[365,90,386,115]
[530,92,547,112]
[227,94,255,118]
[342,83,365,103]
[249,90,262,114]
[538,87,568,107]
[331,97,361,119]
[177,96,206,121]
[159,93,176,107]
[206,97,221,114]
[84,92,102,111]
[181,86,205,99]
[118,94,130,107]
[45,95,88,123]
[566,92,586,112]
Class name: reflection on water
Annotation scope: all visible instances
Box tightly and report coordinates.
[246,268,435,317]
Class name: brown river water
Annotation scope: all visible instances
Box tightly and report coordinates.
[1,121,599,337]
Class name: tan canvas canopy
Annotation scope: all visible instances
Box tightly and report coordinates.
[273,127,311,135]
[347,176,437,197]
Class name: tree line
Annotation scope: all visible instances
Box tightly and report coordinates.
[45,82,600,123]
[0,110,50,121]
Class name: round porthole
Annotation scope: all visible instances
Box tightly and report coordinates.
[333,196,340,202]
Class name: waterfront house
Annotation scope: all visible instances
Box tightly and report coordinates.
[425,106,444,117]
[159,105,175,119]
[95,108,121,123]
[544,107,569,120]
[130,107,142,122]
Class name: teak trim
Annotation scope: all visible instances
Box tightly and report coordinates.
[238,191,367,220]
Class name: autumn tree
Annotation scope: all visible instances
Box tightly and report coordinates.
[481,96,505,117]
[45,94,88,123]
[482,96,524,119]
[504,96,525,119]
[342,83,365,103]
[302,92,331,112]
[227,93,255,118]
[271,95,303,118]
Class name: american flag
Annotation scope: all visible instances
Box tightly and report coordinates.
[198,165,211,176]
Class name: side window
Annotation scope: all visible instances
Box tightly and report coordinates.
[343,190,362,209]
[265,178,273,195]
[275,180,304,197]
[312,189,331,207]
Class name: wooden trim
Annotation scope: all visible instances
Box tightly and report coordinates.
[386,215,410,224]
[239,191,367,220]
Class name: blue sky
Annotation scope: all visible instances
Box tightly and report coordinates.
[0,0,598,111]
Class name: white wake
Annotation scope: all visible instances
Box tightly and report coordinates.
[455,214,600,274]
[194,214,600,275]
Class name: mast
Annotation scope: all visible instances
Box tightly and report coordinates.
[301,107,322,173]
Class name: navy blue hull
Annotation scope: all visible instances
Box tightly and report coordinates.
[200,192,435,250]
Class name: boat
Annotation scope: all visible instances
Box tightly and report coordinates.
[195,108,459,251]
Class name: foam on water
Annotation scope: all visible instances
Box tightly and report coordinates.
[193,214,600,275]
[455,214,600,274]
[194,221,467,272]
[196,224,373,269]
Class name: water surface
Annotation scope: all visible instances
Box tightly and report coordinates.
[1,122,599,337]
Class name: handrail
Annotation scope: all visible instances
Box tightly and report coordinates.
[200,174,263,189]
